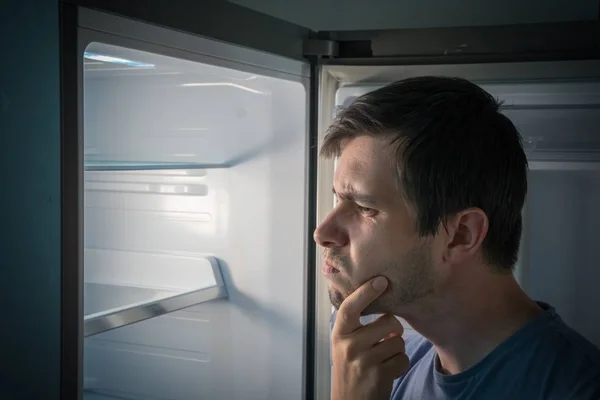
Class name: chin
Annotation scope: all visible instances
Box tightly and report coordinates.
[328,288,390,316]
[328,288,345,310]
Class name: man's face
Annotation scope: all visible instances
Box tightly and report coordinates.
[314,136,443,315]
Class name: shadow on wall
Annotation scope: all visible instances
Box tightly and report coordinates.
[217,259,302,337]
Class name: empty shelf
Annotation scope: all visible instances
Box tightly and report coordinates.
[84,160,231,171]
[84,256,227,337]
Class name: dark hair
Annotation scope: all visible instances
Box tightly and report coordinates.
[321,76,528,270]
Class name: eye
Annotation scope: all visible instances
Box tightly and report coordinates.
[356,204,378,217]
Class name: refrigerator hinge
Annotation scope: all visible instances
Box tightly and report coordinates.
[303,39,339,58]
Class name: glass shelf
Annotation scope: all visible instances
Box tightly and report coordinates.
[84,160,230,171]
[83,256,227,337]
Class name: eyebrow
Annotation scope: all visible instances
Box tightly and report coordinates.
[332,187,378,206]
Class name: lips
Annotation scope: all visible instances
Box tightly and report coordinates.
[322,260,340,276]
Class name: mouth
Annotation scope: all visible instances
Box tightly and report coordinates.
[322,260,340,277]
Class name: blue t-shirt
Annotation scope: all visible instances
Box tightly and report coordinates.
[391,302,600,400]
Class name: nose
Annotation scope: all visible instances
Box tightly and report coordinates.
[313,212,348,248]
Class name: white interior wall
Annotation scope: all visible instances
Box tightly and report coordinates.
[82,42,310,400]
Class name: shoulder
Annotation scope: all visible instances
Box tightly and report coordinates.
[520,306,600,398]
[536,308,600,367]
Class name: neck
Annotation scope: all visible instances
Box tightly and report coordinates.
[396,266,543,375]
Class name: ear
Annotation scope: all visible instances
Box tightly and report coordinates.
[444,208,488,264]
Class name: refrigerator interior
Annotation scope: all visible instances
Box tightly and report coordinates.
[82,42,309,400]
[332,74,600,347]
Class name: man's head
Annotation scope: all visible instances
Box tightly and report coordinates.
[314,76,528,315]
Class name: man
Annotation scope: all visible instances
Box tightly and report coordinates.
[314,76,600,400]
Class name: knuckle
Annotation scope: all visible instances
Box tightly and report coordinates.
[340,310,352,323]
[335,307,352,326]
[331,333,342,347]
[338,340,358,361]
[352,357,373,376]
[365,365,383,382]
[350,356,363,371]
[347,341,362,360]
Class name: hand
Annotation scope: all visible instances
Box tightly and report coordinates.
[331,276,410,400]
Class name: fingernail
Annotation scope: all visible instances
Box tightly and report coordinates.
[372,276,388,291]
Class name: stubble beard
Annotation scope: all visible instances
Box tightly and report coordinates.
[328,241,437,316]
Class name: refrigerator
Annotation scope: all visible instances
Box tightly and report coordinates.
[59,4,600,400]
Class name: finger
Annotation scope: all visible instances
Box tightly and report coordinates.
[368,335,406,363]
[333,276,388,335]
[355,313,404,345]
[381,331,398,341]
[382,352,410,380]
